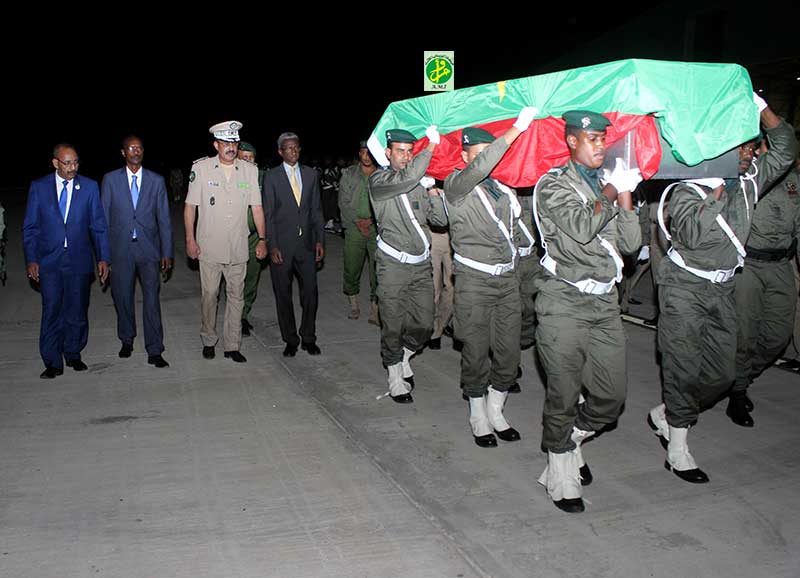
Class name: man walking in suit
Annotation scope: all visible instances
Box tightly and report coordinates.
[102,135,173,368]
[185,121,266,363]
[262,132,325,357]
[23,143,110,378]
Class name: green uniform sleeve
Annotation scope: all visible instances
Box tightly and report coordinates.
[369,150,433,202]
[616,208,643,255]
[444,138,511,204]
[538,175,618,245]
[338,167,358,226]
[668,185,723,250]
[756,121,799,198]
[425,193,448,227]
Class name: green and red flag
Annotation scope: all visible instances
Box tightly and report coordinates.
[367,59,759,186]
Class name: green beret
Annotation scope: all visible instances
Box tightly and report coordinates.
[238,141,256,154]
[462,127,495,146]
[385,128,416,144]
[359,140,368,149]
[562,110,612,131]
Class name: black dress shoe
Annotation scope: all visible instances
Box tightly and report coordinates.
[224,351,247,363]
[443,325,454,338]
[781,359,800,370]
[508,382,521,394]
[664,461,709,483]
[516,365,523,379]
[65,359,88,371]
[202,346,215,359]
[390,393,414,404]
[119,344,133,358]
[743,393,754,412]
[403,375,415,391]
[147,355,169,368]
[726,394,754,427]
[579,464,593,486]
[554,497,585,513]
[494,427,521,442]
[474,433,498,448]
[40,366,63,379]
[646,414,669,450]
[301,342,321,355]
[283,344,298,357]
[428,337,441,350]
[241,319,252,337]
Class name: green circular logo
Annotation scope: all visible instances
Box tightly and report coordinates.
[426,57,453,85]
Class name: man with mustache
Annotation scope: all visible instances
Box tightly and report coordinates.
[184,121,267,362]
[533,111,642,513]
[102,135,173,368]
[23,143,110,378]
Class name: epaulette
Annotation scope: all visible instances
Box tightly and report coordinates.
[547,165,567,175]
[192,156,208,164]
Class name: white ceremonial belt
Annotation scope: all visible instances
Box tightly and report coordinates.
[518,246,534,257]
[377,236,429,264]
[667,248,737,284]
[540,253,615,294]
[454,253,514,276]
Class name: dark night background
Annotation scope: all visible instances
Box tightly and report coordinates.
[1,1,797,191]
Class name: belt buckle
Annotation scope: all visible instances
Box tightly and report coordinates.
[584,280,598,294]
[399,253,410,264]
[713,271,727,283]
[493,264,504,276]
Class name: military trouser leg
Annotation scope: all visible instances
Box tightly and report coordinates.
[790,259,800,361]
[658,283,736,428]
[242,242,263,320]
[343,227,368,297]
[735,261,796,391]
[376,251,433,367]
[535,282,627,452]
[430,232,454,339]
[517,255,541,350]
[454,267,521,397]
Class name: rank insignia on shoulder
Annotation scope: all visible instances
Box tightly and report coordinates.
[189,171,196,182]
[548,166,566,175]
[192,156,208,164]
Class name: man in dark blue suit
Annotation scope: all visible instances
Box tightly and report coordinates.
[101,136,173,367]
[263,132,325,357]
[23,143,110,378]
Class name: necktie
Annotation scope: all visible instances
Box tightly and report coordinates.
[131,174,139,239]
[59,180,68,221]
[289,167,301,206]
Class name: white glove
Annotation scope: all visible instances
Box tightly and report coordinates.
[513,106,539,131]
[425,125,440,144]
[637,245,650,263]
[419,176,435,189]
[603,158,642,193]
[753,92,768,113]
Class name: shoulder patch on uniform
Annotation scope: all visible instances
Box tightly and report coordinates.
[189,171,196,182]
[192,156,208,164]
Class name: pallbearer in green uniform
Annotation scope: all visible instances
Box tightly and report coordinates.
[515,189,544,376]
[445,107,537,447]
[339,141,379,325]
[368,126,447,403]
[534,111,642,513]
[237,142,267,336]
[648,94,796,483]
[730,150,800,426]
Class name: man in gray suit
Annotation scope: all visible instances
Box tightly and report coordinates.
[101,135,173,367]
[262,132,325,357]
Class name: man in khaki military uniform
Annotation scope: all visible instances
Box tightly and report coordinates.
[445,107,537,447]
[648,95,796,484]
[184,121,267,363]
[534,111,642,513]
[730,152,800,426]
[338,141,379,324]
[368,126,447,403]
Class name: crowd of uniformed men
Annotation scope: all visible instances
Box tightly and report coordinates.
[20,92,800,513]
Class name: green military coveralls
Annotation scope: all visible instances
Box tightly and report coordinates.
[535,160,641,452]
[339,163,378,302]
[734,165,800,392]
[368,150,448,367]
[445,137,521,397]
[242,167,267,322]
[657,121,796,427]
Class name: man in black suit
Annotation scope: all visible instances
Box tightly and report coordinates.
[262,132,325,356]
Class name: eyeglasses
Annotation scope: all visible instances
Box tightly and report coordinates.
[57,159,80,167]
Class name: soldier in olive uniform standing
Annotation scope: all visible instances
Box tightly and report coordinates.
[184,121,267,363]
[729,153,800,426]
[368,126,447,403]
[515,188,543,382]
[534,111,642,513]
[648,95,796,483]
[339,141,379,325]
[445,107,537,447]
[237,142,267,337]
